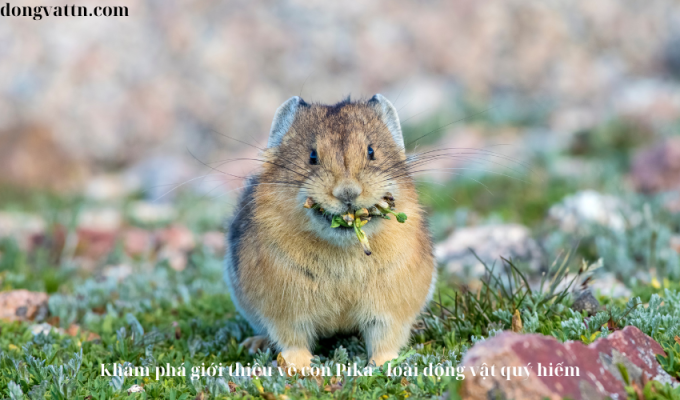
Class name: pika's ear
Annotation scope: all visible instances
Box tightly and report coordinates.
[268,96,305,148]
[368,94,404,150]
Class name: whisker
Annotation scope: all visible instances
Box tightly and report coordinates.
[407,147,529,171]
[206,184,303,204]
[150,173,248,202]
[209,129,265,152]
[378,166,527,186]
[206,156,312,181]
[404,106,496,147]
[149,174,241,188]
[187,149,314,190]
[400,109,430,124]
[404,155,523,178]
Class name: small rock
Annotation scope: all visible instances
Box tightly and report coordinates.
[589,272,632,298]
[66,324,101,342]
[435,224,543,279]
[666,196,680,214]
[615,79,680,123]
[0,125,86,191]
[630,137,680,193]
[128,201,176,226]
[671,235,680,254]
[75,228,117,261]
[127,384,145,394]
[123,228,153,257]
[541,262,631,300]
[158,225,195,252]
[202,231,225,255]
[0,212,47,251]
[459,326,674,400]
[0,290,49,322]
[572,290,600,316]
[77,207,122,231]
[102,264,133,282]
[84,173,140,201]
[549,190,629,233]
[30,323,54,336]
[159,249,188,272]
[156,225,195,271]
[590,327,677,387]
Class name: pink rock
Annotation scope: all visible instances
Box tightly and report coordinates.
[158,249,187,272]
[75,228,117,260]
[0,290,49,322]
[157,225,195,252]
[123,228,153,257]
[202,231,225,255]
[590,326,671,385]
[459,326,674,400]
[153,225,197,271]
[630,137,680,193]
[671,236,680,254]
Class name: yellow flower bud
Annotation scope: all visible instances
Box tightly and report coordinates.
[303,197,316,209]
[342,213,355,226]
[376,200,389,209]
[355,208,369,219]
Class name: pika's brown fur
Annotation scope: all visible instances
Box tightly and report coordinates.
[225,95,436,368]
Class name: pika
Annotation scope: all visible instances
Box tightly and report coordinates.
[224,94,436,368]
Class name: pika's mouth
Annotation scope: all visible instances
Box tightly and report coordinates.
[310,207,355,230]
[303,194,407,256]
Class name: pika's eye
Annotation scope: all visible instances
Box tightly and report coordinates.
[309,149,318,165]
[367,145,375,160]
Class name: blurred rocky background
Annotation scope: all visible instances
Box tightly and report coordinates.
[1,0,680,193]
[1,0,679,293]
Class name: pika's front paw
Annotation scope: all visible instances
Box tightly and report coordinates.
[280,347,314,369]
[240,335,270,354]
[370,351,399,367]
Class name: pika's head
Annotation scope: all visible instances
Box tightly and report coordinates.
[258,95,416,245]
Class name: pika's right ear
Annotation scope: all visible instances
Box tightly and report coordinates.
[267,96,306,148]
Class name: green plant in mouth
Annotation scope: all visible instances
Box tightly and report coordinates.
[305,195,408,256]
[375,202,407,223]
[328,208,373,255]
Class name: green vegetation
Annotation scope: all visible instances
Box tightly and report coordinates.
[1,241,678,399]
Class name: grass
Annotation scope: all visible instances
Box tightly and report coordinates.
[418,168,578,232]
[1,232,679,399]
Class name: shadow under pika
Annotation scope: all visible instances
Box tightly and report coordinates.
[313,331,366,360]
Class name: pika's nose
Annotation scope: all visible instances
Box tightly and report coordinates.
[332,180,363,205]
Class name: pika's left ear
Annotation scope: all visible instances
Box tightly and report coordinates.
[368,94,404,150]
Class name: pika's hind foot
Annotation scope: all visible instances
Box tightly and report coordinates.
[370,351,399,367]
[280,347,314,369]
[240,335,270,354]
